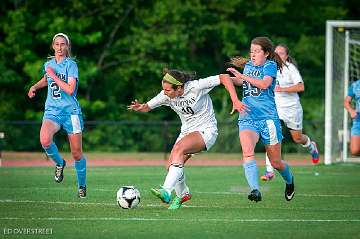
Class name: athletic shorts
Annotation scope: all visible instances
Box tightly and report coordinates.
[277,104,303,130]
[176,126,218,151]
[351,120,360,136]
[238,119,283,145]
[43,113,84,134]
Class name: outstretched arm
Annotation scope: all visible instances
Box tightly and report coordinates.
[227,67,273,89]
[28,76,48,98]
[275,82,304,93]
[128,99,151,112]
[344,96,357,119]
[219,74,248,114]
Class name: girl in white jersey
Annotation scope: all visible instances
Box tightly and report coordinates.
[128,68,242,209]
[261,44,320,181]
[27,33,87,198]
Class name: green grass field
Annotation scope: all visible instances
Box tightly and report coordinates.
[1,163,360,238]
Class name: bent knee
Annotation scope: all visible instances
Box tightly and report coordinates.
[171,143,185,156]
[242,152,255,161]
[40,137,52,148]
[72,150,83,161]
[292,136,303,144]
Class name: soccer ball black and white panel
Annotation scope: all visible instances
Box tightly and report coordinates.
[116,186,141,209]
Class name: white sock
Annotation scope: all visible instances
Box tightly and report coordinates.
[265,154,274,173]
[162,164,183,195]
[302,136,314,153]
[174,173,189,197]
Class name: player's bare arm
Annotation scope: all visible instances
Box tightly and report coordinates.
[226,67,244,86]
[344,96,357,119]
[28,76,48,98]
[275,82,304,93]
[227,67,272,89]
[128,99,151,112]
[45,66,77,95]
[219,74,249,114]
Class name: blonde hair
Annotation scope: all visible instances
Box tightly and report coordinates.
[50,33,72,58]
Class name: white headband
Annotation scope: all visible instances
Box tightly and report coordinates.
[53,33,70,45]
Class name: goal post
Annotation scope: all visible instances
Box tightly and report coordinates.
[325,20,360,165]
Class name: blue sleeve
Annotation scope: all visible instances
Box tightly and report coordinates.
[263,61,277,79]
[68,61,79,79]
[348,84,354,97]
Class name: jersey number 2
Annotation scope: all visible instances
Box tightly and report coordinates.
[50,82,61,99]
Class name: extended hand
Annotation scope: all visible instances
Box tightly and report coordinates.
[227,67,242,78]
[350,110,357,119]
[274,85,282,92]
[28,86,36,98]
[231,99,249,114]
[127,99,143,111]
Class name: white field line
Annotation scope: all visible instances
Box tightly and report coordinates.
[0,217,359,223]
[1,187,359,198]
[1,199,360,212]
[0,199,229,209]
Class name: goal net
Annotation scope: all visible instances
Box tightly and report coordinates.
[325,21,360,165]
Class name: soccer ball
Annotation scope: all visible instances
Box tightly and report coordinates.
[116,186,141,209]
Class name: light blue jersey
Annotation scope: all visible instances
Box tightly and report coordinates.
[348,80,360,122]
[44,58,81,115]
[239,60,278,120]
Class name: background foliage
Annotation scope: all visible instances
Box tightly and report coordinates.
[0,0,358,152]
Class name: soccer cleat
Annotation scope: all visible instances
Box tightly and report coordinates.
[168,192,192,210]
[248,189,262,202]
[310,141,320,164]
[285,177,295,201]
[78,186,87,198]
[260,171,275,181]
[150,186,171,204]
[54,159,66,183]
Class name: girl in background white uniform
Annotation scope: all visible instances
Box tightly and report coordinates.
[261,44,320,181]
[128,68,242,209]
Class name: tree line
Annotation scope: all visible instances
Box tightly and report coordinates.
[0,0,357,152]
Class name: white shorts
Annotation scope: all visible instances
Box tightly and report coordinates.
[277,104,303,130]
[176,126,218,151]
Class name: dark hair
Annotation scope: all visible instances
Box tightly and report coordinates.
[228,37,284,71]
[252,36,284,71]
[276,44,298,67]
[162,68,197,89]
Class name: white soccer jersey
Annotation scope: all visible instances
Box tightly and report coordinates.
[147,75,220,134]
[275,62,303,108]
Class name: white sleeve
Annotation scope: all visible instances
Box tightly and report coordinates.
[146,91,170,109]
[195,75,221,94]
[288,63,303,84]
